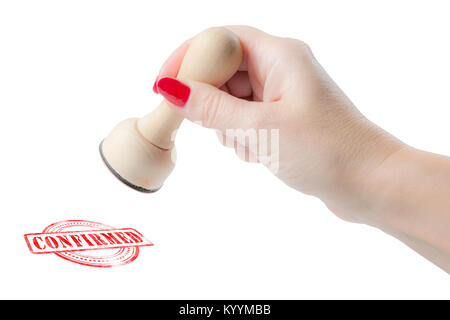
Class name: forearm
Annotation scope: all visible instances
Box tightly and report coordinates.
[380,224,450,273]
[363,146,450,270]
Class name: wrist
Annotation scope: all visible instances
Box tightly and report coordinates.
[319,117,407,225]
[360,146,450,252]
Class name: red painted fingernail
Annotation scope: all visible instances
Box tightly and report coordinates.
[156,77,190,107]
[152,76,159,94]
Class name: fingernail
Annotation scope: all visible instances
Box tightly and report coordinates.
[152,76,159,94]
[156,77,190,107]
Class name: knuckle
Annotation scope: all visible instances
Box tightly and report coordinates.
[286,38,311,50]
[297,39,311,52]
[282,38,313,60]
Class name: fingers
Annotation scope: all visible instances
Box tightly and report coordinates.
[154,26,280,97]
[226,71,252,98]
[156,77,267,132]
[216,130,234,148]
[216,131,259,163]
[154,40,191,89]
[223,26,274,71]
[219,84,230,94]
[235,144,259,163]
[154,26,272,82]
[222,26,291,102]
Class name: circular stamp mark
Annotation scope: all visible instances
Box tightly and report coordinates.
[24,220,153,268]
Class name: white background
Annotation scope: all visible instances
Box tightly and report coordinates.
[0,0,449,299]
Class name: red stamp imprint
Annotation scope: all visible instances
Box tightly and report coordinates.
[24,220,153,267]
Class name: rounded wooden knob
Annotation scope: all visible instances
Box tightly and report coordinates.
[137,27,243,149]
[100,27,243,192]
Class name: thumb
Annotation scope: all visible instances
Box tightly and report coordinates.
[156,77,265,131]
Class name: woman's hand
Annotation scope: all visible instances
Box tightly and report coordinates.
[154,26,404,224]
[154,26,450,272]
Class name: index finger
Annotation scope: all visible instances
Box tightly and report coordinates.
[157,39,191,79]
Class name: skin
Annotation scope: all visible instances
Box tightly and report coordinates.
[155,26,450,273]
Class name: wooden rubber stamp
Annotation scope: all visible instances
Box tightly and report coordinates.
[100,27,243,192]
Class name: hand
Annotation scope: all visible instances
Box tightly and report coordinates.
[154,26,450,273]
[153,26,404,224]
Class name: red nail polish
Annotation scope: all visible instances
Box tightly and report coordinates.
[152,77,159,94]
[156,77,190,107]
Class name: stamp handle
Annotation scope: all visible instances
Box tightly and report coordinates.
[137,27,243,149]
